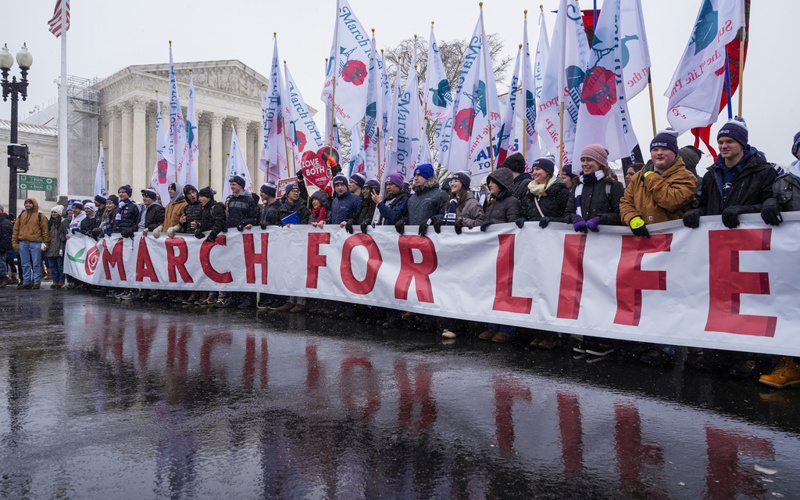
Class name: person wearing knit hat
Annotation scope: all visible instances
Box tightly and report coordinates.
[117,185,133,197]
[332,173,348,186]
[501,152,534,201]
[402,163,448,236]
[260,181,277,199]
[650,128,680,157]
[344,178,381,235]
[230,175,246,189]
[226,174,259,235]
[446,170,483,234]
[137,186,165,238]
[45,206,66,288]
[451,170,472,191]
[520,156,570,230]
[413,163,435,180]
[349,172,366,195]
[385,172,404,189]
[259,181,282,229]
[678,146,702,177]
[328,173,363,227]
[114,183,139,238]
[683,115,778,230]
[79,202,100,239]
[374,173,411,226]
[83,202,96,213]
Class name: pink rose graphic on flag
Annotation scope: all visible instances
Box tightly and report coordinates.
[295,131,307,152]
[454,109,476,141]
[341,60,368,86]
[581,66,617,116]
[157,159,169,184]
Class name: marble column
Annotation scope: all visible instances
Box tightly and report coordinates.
[132,98,147,191]
[121,103,134,188]
[108,106,122,191]
[198,112,211,188]
[210,114,225,195]
[146,103,156,184]
[232,118,246,173]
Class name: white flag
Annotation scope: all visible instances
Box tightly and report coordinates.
[283,62,324,158]
[363,33,384,182]
[424,24,453,121]
[518,11,547,166]
[391,62,423,181]
[348,124,365,177]
[535,0,591,171]
[573,0,639,162]
[260,37,290,182]
[94,141,106,197]
[149,93,171,205]
[184,74,200,189]
[496,47,522,167]
[665,0,745,132]
[620,0,652,100]
[223,124,253,201]
[167,46,190,188]
[320,0,372,130]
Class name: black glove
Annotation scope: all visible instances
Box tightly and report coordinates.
[418,221,428,237]
[295,169,304,182]
[330,165,341,176]
[395,221,405,235]
[194,228,204,239]
[761,199,783,226]
[260,222,267,230]
[721,205,746,229]
[683,209,701,229]
[360,223,369,234]
[480,220,493,232]
[631,225,650,238]
[206,232,217,243]
[121,228,134,239]
[237,222,246,232]
[539,217,551,229]
[515,218,525,229]
[432,219,443,234]
[454,219,464,235]
[345,221,354,234]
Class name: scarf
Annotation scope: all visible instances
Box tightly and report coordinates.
[528,175,559,198]
[574,170,605,218]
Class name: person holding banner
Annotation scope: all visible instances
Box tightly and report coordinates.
[374,172,410,226]
[115,186,140,239]
[683,117,777,230]
[154,183,187,239]
[520,156,570,230]
[345,179,380,234]
[309,190,330,228]
[279,184,311,226]
[399,164,448,237]
[327,174,362,227]
[560,145,624,233]
[446,170,483,234]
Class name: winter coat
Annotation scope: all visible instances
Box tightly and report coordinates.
[695,146,778,216]
[260,200,283,227]
[199,200,227,239]
[12,199,49,246]
[768,170,800,212]
[406,177,449,225]
[80,216,100,238]
[483,168,521,223]
[279,198,311,224]
[226,192,260,228]
[99,208,116,236]
[454,192,484,227]
[376,189,410,225]
[328,190,362,225]
[309,191,330,224]
[45,215,65,258]
[349,195,378,225]
[114,198,139,233]
[163,195,187,229]
[0,213,12,252]
[140,203,165,232]
[521,176,571,221]
[511,171,533,201]
[182,200,203,232]
[563,178,624,225]
[620,157,697,226]
[68,211,86,234]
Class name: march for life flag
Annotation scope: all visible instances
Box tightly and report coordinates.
[363,34,385,183]
[167,46,190,188]
[47,0,70,37]
[320,0,373,130]
[496,47,522,166]
[440,11,501,181]
[573,0,639,162]
[260,37,290,182]
[223,124,253,200]
[620,0,651,100]
[665,0,745,133]
[424,24,454,121]
[184,74,200,189]
[535,0,591,171]
[150,93,172,205]
[94,141,106,197]
[391,61,423,181]
[386,58,403,167]
[348,125,365,176]
[517,11,545,168]
[284,63,324,157]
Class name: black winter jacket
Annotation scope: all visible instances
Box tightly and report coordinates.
[511,171,533,201]
[521,178,571,221]
[279,198,311,224]
[182,201,204,232]
[226,193,260,228]
[199,200,227,239]
[483,168,521,223]
[140,203,165,232]
[406,178,448,225]
[696,146,777,216]
[563,179,624,225]
[114,199,140,232]
[260,200,283,227]
[0,213,12,252]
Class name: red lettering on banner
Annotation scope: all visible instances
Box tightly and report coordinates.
[493,235,532,314]
[494,376,532,456]
[165,238,193,283]
[395,236,438,302]
[243,233,269,285]
[394,358,437,433]
[135,237,159,283]
[614,403,664,494]
[102,238,127,281]
[166,322,189,376]
[200,333,233,380]
[557,235,587,320]
[614,235,672,326]
[199,235,233,283]
[340,356,380,419]
[706,230,777,337]
[705,426,774,499]
[136,317,156,372]
[243,334,268,389]
[341,234,383,295]
[307,232,331,289]
[557,391,583,476]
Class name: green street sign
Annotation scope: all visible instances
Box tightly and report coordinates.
[18,174,57,192]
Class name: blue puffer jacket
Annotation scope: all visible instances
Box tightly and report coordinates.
[328,190,362,225]
[406,177,448,225]
[226,193,260,228]
[113,199,140,232]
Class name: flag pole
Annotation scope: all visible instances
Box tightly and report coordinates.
[57,0,69,198]
[479,3,496,171]
[557,1,567,177]
[738,27,745,116]
[724,53,733,120]
[647,68,657,136]
[328,0,341,162]
[373,30,382,181]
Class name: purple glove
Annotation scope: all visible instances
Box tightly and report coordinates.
[572,215,588,233]
[586,216,601,232]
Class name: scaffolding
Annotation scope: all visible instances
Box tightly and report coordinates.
[65,75,100,197]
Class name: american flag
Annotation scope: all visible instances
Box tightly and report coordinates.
[48,0,70,38]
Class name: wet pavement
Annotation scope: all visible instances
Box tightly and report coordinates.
[0,288,799,499]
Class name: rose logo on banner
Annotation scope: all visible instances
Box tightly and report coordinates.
[84,245,100,275]
[454,109,476,141]
[340,47,368,86]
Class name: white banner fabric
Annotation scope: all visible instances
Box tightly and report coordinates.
[64,213,800,357]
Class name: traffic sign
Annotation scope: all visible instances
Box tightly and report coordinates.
[18,174,57,192]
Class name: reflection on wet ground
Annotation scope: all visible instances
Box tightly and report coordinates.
[0,289,799,498]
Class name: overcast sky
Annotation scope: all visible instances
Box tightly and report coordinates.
[3,0,799,170]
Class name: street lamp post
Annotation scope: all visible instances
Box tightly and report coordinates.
[1,43,33,218]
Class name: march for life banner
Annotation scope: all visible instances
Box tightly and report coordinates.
[65,214,800,357]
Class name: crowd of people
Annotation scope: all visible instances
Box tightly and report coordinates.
[2,116,799,389]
